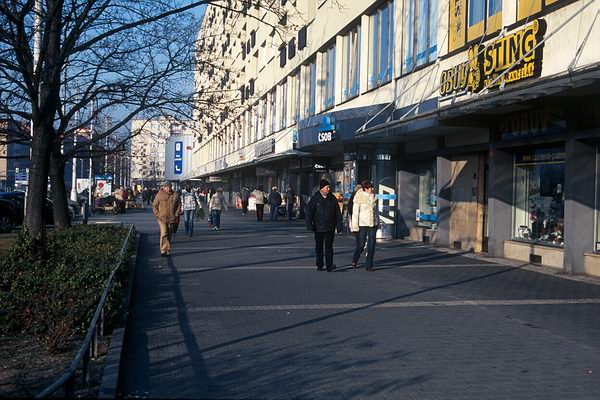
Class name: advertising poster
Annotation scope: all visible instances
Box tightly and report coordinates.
[95,174,113,198]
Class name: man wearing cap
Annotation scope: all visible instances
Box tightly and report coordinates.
[306,179,343,272]
[152,181,181,256]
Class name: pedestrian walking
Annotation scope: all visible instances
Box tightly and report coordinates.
[241,186,250,215]
[208,187,228,230]
[306,179,343,272]
[152,181,181,257]
[286,187,296,221]
[252,185,267,221]
[268,186,282,222]
[350,181,379,271]
[181,181,201,237]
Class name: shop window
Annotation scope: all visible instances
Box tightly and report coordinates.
[369,0,394,88]
[513,148,565,246]
[416,160,438,228]
[342,25,361,101]
[403,0,437,73]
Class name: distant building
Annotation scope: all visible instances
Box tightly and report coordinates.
[130,118,197,188]
[0,119,30,191]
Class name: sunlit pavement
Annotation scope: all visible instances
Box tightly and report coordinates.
[102,208,600,399]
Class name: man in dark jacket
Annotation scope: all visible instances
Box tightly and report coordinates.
[268,186,282,222]
[306,179,343,272]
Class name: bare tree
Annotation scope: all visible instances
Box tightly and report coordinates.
[0,0,291,254]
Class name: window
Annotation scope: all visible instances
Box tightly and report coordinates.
[303,59,316,117]
[342,25,361,101]
[261,97,267,138]
[279,79,288,129]
[416,160,438,229]
[369,0,394,88]
[320,45,336,110]
[449,0,502,52]
[269,88,277,134]
[279,46,287,67]
[403,0,437,72]
[298,26,307,50]
[290,70,301,123]
[513,148,565,246]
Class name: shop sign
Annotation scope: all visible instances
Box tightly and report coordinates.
[318,116,336,143]
[208,176,222,182]
[255,138,275,157]
[256,167,277,176]
[515,148,565,165]
[500,108,566,140]
[313,163,328,173]
[174,141,183,175]
[440,19,545,99]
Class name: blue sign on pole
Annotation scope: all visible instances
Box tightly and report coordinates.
[174,141,183,175]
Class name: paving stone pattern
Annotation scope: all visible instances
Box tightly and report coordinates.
[109,208,600,399]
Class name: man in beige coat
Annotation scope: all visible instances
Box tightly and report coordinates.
[152,181,181,256]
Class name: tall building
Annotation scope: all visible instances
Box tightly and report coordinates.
[191,0,600,276]
[131,118,196,187]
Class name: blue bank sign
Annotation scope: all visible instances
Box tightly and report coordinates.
[174,141,183,175]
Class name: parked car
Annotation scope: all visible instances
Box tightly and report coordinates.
[0,199,16,233]
[0,191,72,226]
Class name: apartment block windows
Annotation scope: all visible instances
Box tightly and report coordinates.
[290,70,301,123]
[369,0,394,88]
[261,97,268,139]
[303,59,316,117]
[449,0,502,52]
[269,88,277,134]
[403,0,437,72]
[280,79,288,130]
[320,45,336,110]
[342,25,361,101]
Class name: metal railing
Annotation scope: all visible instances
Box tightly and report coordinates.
[35,224,135,398]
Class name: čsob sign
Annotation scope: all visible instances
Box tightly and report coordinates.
[318,116,336,142]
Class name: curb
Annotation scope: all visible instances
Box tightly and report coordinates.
[98,231,141,398]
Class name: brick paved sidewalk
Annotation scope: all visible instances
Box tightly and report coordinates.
[110,208,600,399]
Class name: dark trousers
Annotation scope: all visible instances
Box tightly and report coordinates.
[256,204,264,221]
[314,231,335,269]
[352,226,377,269]
[269,204,279,221]
[242,200,248,214]
[211,209,222,228]
[287,203,294,220]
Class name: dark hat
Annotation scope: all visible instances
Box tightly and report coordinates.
[319,179,330,190]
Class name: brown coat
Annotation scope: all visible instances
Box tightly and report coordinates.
[152,189,181,223]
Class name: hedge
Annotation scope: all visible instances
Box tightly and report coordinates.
[0,224,134,351]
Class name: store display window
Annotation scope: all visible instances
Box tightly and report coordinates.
[513,148,565,246]
[416,160,438,228]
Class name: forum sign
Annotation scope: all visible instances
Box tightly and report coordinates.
[440,19,546,99]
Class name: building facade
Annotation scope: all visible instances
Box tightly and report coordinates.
[192,0,600,276]
[131,118,196,188]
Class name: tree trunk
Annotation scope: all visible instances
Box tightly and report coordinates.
[49,143,71,229]
[26,124,52,258]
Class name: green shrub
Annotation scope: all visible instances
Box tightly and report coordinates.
[0,225,134,351]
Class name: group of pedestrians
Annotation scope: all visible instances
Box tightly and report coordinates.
[153,179,379,270]
[306,179,379,272]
